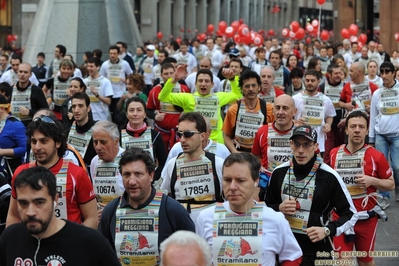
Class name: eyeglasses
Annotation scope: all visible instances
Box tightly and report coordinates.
[33,115,58,129]
[176,131,201,138]
[380,69,393,75]
[292,141,314,149]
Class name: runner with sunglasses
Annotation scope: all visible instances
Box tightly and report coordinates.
[161,112,224,230]
[369,61,399,209]
[158,64,242,144]
[266,125,357,265]
[6,114,98,229]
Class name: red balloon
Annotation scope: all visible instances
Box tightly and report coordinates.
[358,33,367,44]
[242,33,252,45]
[288,31,296,39]
[157,32,163,40]
[176,37,182,45]
[253,34,264,46]
[395,33,399,42]
[216,30,222,36]
[218,21,227,32]
[198,33,206,42]
[239,18,244,25]
[349,24,358,36]
[180,28,184,33]
[290,21,300,33]
[320,30,329,41]
[295,28,306,40]
[6,35,13,44]
[311,19,319,28]
[231,21,240,32]
[225,26,235,38]
[350,35,358,43]
[267,29,275,36]
[207,24,214,32]
[282,28,289,37]
[341,28,350,39]
[317,0,326,5]
[306,24,314,33]
[233,34,241,43]
[238,24,249,37]
[187,29,192,33]
[306,37,312,44]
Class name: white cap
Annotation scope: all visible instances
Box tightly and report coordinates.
[147,44,156,50]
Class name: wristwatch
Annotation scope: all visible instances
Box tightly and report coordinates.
[324,227,331,237]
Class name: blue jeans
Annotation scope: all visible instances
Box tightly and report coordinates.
[375,134,399,199]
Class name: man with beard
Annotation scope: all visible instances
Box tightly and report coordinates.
[0,167,120,265]
[319,64,345,165]
[223,70,273,153]
[293,69,336,157]
[6,114,98,229]
[99,148,194,265]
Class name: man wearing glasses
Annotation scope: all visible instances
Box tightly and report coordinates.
[6,114,98,229]
[266,125,357,265]
[160,112,224,229]
[369,61,399,209]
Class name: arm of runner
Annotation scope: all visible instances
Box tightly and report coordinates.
[80,198,99,229]
[223,132,239,153]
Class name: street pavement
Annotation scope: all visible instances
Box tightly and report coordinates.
[374,191,399,266]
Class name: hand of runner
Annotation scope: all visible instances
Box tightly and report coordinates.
[222,68,235,80]
[279,198,296,215]
[304,226,326,243]
[172,64,188,83]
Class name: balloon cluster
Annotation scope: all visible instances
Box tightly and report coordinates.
[6,34,18,44]
[219,20,265,46]
[341,24,367,51]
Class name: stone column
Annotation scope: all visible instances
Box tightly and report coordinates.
[140,0,158,42]
[207,0,220,27]
[172,0,185,38]
[333,0,355,43]
[196,0,206,33]
[159,0,171,41]
[239,0,249,24]
[185,0,196,39]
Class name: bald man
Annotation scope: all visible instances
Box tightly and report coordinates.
[252,94,297,200]
[185,57,221,93]
[9,62,48,126]
[338,62,378,116]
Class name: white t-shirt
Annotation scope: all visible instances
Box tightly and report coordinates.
[84,75,114,121]
[99,60,133,98]
[293,92,336,152]
[0,69,39,86]
[197,201,303,265]
[167,140,230,162]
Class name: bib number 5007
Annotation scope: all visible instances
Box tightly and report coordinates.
[184,185,209,196]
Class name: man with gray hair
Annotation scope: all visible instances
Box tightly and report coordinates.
[90,120,125,211]
[160,230,211,266]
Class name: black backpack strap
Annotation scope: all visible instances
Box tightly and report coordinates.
[231,100,242,139]
[204,151,222,202]
[170,152,184,199]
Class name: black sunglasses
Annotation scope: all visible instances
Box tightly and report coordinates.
[380,69,393,75]
[176,131,201,138]
[33,115,58,129]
